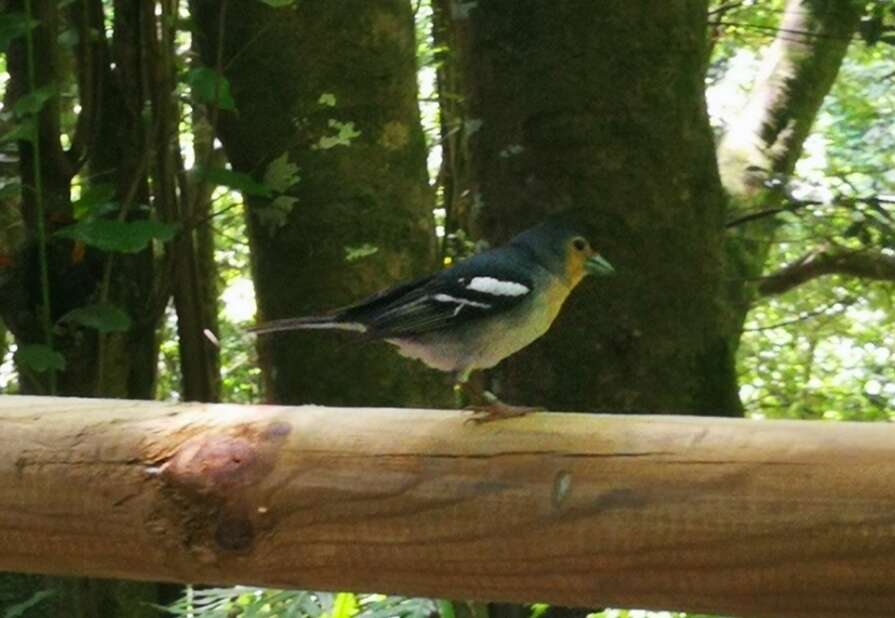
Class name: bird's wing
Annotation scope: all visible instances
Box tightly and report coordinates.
[352,257,535,338]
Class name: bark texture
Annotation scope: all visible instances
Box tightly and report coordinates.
[0,0,165,399]
[0,1,186,613]
[717,0,864,205]
[718,0,865,331]
[2,396,895,618]
[452,1,737,415]
[192,0,451,408]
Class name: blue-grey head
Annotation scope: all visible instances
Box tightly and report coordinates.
[509,218,615,284]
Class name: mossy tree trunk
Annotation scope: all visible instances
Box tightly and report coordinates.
[192,0,451,407]
[435,4,864,615]
[448,0,738,415]
[717,0,864,331]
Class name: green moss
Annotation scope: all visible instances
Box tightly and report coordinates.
[458,0,739,414]
[194,1,450,407]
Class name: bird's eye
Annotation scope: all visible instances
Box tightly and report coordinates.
[572,238,588,252]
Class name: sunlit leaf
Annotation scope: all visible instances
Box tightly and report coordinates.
[329,593,358,618]
[263,153,301,193]
[255,195,298,234]
[344,244,378,262]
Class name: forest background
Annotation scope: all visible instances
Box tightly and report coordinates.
[0,0,894,616]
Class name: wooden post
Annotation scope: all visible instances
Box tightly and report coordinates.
[1,395,894,618]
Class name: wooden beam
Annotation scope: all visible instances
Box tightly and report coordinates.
[1,396,894,618]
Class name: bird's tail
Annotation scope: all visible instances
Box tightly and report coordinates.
[248,315,366,335]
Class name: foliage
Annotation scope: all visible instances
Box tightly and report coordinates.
[54,219,179,253]
[59,303,132,334]
[185,68,237,111]
[0,0,893,615]
[14,343,65,373]
[729,29,895,422]
[0,12,38,53]
[161,588,440,618]
[2,589,56,618]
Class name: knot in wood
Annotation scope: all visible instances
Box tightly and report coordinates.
[165,435,261,495]
[149,421,292,559]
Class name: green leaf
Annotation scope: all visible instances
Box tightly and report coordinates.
[55,219,179,253]
[185,67,236,110]
[0,181,21,200]
[199,166,272,197]
[73,183,118,220]
[15,344,66,373]
[13,85,57,117]
[60,303,132,333]
[260,0,297,6]
[0,12,38,53]
[255,195,297,234]
[344,243,378,262]
[263,153,300,193]
[437,601,457,618]
[57,27,79,48]
[329,593,358,618]
[314,119,361,150]
[4,589,57,618]
[318,92,337,106]
[0,118,35,143]
[528,604,548,618]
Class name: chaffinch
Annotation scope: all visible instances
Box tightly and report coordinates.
[251,218,614,421]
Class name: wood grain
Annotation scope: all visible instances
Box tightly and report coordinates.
[1,395,894,617]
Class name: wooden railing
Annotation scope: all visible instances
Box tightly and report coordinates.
[1,395,894,618]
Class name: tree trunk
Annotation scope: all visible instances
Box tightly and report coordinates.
[0,0,179,613]
[450,1,737,415]
[0,0,165,400]
[717,0,865,332]
[431,0,475,252]
[192,0,451,407]
[149,0,220,403]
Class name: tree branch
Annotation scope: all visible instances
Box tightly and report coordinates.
[725,193,894,228]
[717,0,864,204]
[67,0,112,171]
[759,245,895,295]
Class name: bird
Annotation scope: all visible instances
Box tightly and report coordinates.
[250,218,615,422]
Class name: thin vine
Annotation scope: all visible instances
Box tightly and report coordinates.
[24,0,56,395]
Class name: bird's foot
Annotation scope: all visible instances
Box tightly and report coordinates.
[465,391,542,424]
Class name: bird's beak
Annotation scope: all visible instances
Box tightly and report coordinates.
[585,253,615,276]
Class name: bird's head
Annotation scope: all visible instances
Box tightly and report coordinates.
[510,218,615,287]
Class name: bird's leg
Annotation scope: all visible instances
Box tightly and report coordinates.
[456,371,541,423]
